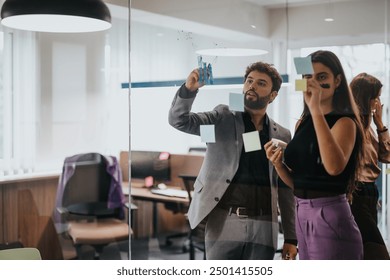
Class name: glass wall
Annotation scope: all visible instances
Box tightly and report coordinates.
[0,1,129,260]
[0,2,129,176]
[1,0,389,261]
[130,0,390,259]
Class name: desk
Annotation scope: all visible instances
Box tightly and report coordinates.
[122,182,189,238]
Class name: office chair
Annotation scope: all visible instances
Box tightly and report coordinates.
[178,174,206,260]
[55,153,129,259]
[164,204,190,252]
[0,248,42,260]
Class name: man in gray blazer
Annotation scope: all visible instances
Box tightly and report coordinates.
[168,62,297,260]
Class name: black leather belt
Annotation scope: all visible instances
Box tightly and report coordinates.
[218,205,270,217]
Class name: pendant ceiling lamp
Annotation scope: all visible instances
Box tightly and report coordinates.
[196,48,268,57]
[0,0,111,33]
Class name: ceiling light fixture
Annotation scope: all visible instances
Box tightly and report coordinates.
[324,0,335,22]
[196,47,268,57]
[0,0,111,33]
[281,0,290,86]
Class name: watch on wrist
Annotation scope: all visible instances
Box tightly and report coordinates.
[377,126,388,133]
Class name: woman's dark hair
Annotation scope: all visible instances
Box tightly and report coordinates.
[300,50,364,197]
[244,62,282,93]
[350,72,382,129]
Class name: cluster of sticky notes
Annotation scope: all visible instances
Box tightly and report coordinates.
[198,56,214,85]
[199,89,263,151]
[293,56,313,92]
[198,57,316,150]
[200,124,262,152]
[199,92,263,151]
[199,93,244,144]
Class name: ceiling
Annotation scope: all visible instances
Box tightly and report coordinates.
[243,0,356,9]
[126,0,387,48]
[108,0,358,8]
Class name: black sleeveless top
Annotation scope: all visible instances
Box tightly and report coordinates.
[284,112,357,199]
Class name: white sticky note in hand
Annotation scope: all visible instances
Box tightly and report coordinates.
[294,56,313,75]
[200,125,216,143]
[229,93,244,111]
[242,131,261,152]
[295,79,307,91]
[271,138,288,150]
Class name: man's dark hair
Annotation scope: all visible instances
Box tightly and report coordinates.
[244,62,282,92]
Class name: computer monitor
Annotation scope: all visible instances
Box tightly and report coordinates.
[130,151,171,183]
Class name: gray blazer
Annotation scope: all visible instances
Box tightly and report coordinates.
[168,85,296,249]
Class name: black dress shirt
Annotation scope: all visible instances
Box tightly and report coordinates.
[219,112,271,213]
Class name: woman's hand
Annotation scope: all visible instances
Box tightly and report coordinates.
[372,98,384,129]
[265,140,294,189]
[304,79,323,115]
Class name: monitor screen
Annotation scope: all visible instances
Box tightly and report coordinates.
[130,151,171,182]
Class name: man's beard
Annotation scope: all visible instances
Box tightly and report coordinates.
[244,90,271,110]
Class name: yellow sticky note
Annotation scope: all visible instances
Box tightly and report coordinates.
[295,79,307,91]
[386,168,390,174]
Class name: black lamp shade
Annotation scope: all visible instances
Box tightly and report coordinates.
[1,0,112,32]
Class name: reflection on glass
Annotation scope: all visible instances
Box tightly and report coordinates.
[130,0,389,259]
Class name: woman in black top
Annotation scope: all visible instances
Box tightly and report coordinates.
[265,50,364,259]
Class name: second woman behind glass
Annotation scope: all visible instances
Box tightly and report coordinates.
[265,50,364,259]
[350,73,390,259]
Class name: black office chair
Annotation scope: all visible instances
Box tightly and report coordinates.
[178,174,206,260]
[164,203,190,252]
[55,153,129,259]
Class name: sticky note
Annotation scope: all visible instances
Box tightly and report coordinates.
[386,168,390,174]
[294,56,313,75]
[295,79,307,91]
[144,176,154,187]
[229,93,244,111]
[242,131,261,152]
[200,125,215,143]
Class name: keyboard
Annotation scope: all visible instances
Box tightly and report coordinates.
[150,188,188,198]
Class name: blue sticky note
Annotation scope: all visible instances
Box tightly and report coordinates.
[294,56,313,75]
[200,125,215,143]
[229,93,244,111]
[242,131,261,152]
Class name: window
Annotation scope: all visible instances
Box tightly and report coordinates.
[0,31,4,160]
[0,8,129,178]
[0,30,37,176]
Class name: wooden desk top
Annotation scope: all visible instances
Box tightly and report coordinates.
[122,181,189,204]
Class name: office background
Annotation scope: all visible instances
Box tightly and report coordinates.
[0,0,389,257]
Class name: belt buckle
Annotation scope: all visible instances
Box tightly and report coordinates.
[235,207,248,218]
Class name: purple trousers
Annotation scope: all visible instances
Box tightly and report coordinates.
[296,194,363,260]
